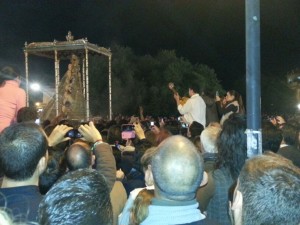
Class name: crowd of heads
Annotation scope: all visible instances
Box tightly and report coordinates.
[0,103,299,224]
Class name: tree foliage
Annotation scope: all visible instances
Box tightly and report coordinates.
[88,45,223,117]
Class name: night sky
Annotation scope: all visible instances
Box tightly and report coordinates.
[1,0,300,90]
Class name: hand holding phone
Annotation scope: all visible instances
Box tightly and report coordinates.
[65,129,83,139]
[121,124,135,139]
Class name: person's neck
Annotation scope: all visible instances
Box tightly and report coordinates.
[1,174,39,188]
[154,185,193,202]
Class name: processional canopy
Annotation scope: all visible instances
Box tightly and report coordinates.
[24,31,112,122]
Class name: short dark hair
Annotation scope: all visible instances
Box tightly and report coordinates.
[17,106,38,123]
[239,152,300,225]
[0,65,21,84]
[107,125,122,144]
[0,122,48,180]
[64,142,92,171]
[38,169,113,225]
[189,121,204,138]
[188,82,200,93]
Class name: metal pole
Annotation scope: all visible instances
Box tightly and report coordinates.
[85,48,90,121]
[54,50,60,116]
[24,43,29,107]
[109,55,112,120]
[82,57,86,98]
[245,0,262,157]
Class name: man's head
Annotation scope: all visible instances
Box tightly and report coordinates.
[200,125,221,153]
[152,135,204,201]
[0,122,48,181]
[38,169,113,225]
[64,141,93,171]
[17,106,38,123]
[0,65,21,84]
[233,152,300,225]
[188,83,200,97]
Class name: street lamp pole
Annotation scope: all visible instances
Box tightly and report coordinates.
[245,0,262,157]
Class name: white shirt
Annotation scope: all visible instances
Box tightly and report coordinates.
[178,93,206,127]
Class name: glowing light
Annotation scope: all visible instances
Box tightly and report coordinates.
[30,83,40,91]
[297,103,300,110]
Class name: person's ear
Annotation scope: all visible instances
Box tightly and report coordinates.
[145,165,154,187]
[200,171,208,187]
[37,155,47,175]
[91,155,96,168]
[230,181,243,225]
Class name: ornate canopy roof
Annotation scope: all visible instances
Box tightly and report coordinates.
[24,31,112,59]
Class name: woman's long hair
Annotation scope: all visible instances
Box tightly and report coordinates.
[227,90,245,114]
[130,189,155,225]
[216,113,247,180]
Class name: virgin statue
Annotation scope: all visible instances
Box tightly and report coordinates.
[41,54,86,122]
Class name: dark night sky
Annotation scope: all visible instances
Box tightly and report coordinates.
[1,0,300,89]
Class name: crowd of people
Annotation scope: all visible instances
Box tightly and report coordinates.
[0,66,299,225]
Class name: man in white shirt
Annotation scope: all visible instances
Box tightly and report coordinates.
[174,84,206,132]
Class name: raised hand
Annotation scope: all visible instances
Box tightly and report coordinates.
[48,124,73,147]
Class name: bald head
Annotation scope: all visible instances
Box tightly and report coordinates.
[152,135,204,201]
[65,142,92,171]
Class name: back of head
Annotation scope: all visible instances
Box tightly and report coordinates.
[0,122,48,180]
[38,169,113,225]
[0,65,20,84]
[152,135,204,201]
[17,107,38,123]
[200,126,221,153]
[65,142,92,171]
[107,125,122,145]
[189,122,204,138]
[188,82,200,94]
[262,121,282,152]
[216,113,247,180]
[239,152,300,225]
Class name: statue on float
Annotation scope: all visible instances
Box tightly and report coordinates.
[41,54,86,122]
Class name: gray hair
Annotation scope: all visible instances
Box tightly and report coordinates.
[200,126,221,153]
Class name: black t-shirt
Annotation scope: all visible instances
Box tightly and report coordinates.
[0,185,42,222]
